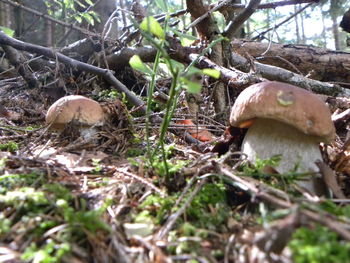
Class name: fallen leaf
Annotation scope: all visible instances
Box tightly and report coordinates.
[177,119,215,142]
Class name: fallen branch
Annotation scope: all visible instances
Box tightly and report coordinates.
[230,52,347,96]
[231,40,350,85]
[189,53,263,87]
[0,32,200,144]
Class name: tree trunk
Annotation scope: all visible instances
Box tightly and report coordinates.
[331,15,341,50]
[294,5,301,43]
[321,9,327,47]
[299,5,306,44]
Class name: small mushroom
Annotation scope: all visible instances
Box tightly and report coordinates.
[46,95,105,137]
[230,81,336,196]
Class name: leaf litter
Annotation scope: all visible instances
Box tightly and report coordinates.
[0,76,350,263]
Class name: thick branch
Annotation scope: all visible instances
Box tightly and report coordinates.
[230,51,347,96]
[106,46,157,70]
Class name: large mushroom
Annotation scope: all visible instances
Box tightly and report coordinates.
[230,81,336,196]
[46,95,105,137]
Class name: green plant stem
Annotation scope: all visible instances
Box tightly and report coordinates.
[156,70,179,184]
[146,50,162,163]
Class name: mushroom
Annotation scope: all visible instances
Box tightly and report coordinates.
[46,95,105,138]
[230,81,336,196]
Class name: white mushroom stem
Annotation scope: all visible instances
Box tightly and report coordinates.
[242,118,327,196]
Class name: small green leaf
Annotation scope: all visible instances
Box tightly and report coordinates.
[202,68,221,79]
[140,16,165,39]
[0,27,14,37]
[85,0,94,6]
[82,13,94,26]
[168,59,185,71]
[181,78,202,94]
[75,15,82,24]
[90,12,101,23]
[129,55,152,75]
[173,30,196,46]
[184,67,202,78]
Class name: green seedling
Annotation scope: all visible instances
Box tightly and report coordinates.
[21,240,70,263]
[0,141,19,153]
[91,158,103,173]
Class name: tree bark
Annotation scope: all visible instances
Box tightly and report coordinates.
[186,0,228,117]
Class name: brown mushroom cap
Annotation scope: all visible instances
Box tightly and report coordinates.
[46,95,105,130]
[230,81,335,142]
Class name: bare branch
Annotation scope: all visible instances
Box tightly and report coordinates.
[224,0,262,40]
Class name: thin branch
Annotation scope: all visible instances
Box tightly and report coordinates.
[253,3,314,40]
[224,0,262,40]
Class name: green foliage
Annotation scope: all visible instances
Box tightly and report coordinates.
[21,240,70,263]
[139,193,177,224]
[202,68,221,79]
[0,141,19,152]
[139,182,230,229]
[0,172,41,193]
[241,156,310,191]
[0,212,11,235]
[43,183,73,201]
[243,155,282,175]
[140,16,165,39]
[128,143,187,179]
[0,177,110,262]
[319,200,350,217]
[98,90,119,100]
[44,0,99,26]
[172,30,197,46]
[91,158,103,173]
[129,55,153,75]
[180,77,202,94]
[0,187,49,208]
[56,198,111,233]
[188,183,230,229]
[0,26,14,37]
[128,7,227,181]
[289,225,350,263]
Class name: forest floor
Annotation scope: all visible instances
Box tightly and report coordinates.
[1,75,350,263]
